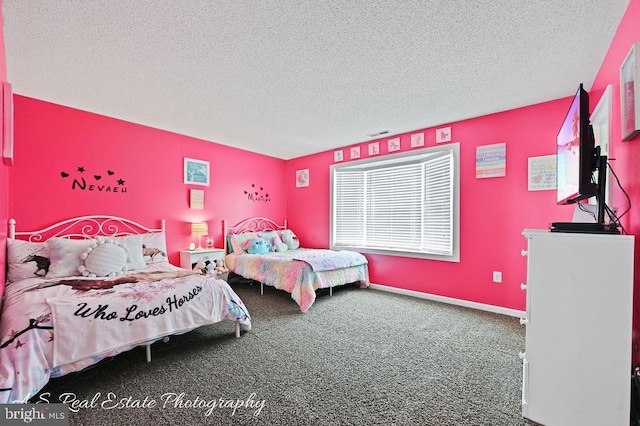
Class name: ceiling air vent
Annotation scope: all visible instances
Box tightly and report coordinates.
[367,130,389,138]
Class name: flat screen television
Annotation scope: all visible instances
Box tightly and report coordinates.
[551,84,617,233]
[556,84,598,205]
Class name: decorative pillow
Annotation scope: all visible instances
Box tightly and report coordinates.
[281,229,300,250]
[142,232,168,264]
[259,231,287,252]
[46,237,97,278]
[100,234,146,271]
[226,235,235,254]
[78,239,129,277]
[6,239,51,283]
[230,232,258,255]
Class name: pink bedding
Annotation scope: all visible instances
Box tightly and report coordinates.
[229,248,369,312]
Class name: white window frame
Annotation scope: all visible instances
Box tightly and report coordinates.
[330,142,459,262]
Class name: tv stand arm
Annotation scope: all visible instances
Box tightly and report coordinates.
[596,154,608,225]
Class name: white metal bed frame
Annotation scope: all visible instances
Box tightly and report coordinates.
[222,216,287,254]
[8,215,242,363]
[9,215,166,241]
[223,217,288,296]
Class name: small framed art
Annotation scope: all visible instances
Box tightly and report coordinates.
[184,157,210,186]
[435,126,452,144]
[350,146,361,159]
[410,133,424,148]
[388,137,400,152]
[296,169,309,187]
[368,142,380,156]
[190,189,204,209]
[621,42,640,141]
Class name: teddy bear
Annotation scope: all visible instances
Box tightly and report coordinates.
[281,229,300,250]
[243,237,271,255]
[214,258,228,274]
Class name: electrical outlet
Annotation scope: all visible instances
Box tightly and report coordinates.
[493,271,502,283]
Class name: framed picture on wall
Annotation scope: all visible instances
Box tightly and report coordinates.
[296,169,309,187]
[2,82,13,166]
[435,126,452,144]
[184,157,210,186]
[621,42,640,141]
[388,137,400,152]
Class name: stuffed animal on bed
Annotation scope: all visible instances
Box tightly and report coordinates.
[281,229,300,250]
[259,231,288,252]
[244,237,271,255]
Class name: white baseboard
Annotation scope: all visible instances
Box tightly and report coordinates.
[368,283,525,318]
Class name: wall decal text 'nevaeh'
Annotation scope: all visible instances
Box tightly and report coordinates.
[72,285,203,322]
[72,178,127,193]
[61,166,127,194]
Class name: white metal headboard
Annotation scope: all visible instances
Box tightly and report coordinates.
[222,217,287,253]
[9,215,166,241]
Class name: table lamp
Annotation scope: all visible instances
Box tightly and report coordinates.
[191,222,208,251]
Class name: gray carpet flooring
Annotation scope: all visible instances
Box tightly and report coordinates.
[36,282,535,425]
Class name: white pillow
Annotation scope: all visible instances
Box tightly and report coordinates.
[141,232,168,264]
[46,237,96,278]
[6,239,50,283]
[79,240,129,277]
[99,234,146,271]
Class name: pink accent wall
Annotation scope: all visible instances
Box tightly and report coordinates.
[0,0,9,297]
[287,0,640,356]
[590,0,640,361]
[287,99,576,311]
[1,0,638,326]
[7,96,286,266]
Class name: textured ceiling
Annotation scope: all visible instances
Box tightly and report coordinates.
[2,1,630,160]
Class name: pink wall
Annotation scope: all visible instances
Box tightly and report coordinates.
[287,99,576,311]
[590,0,640,361]
[287,0,640,356]
[7,96,286,266]
[2,0,638,324]
[0,0,9,296]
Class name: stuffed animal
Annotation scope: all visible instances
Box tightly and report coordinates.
[192,259,207,275]
[281,229,300,250]
[244,237,271,255]
[273,239,288,252]
[214,258,228,274]
[259,231,288,252]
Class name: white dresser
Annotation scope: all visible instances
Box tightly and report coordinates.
[521,229,634,426]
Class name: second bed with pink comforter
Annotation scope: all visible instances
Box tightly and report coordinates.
[227,248,369,312]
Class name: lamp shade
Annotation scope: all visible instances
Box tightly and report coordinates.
[191,222,208,236]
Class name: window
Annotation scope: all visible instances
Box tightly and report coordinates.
[330,143,459,262]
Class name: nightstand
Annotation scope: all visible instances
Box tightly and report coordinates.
[180,249,225,274]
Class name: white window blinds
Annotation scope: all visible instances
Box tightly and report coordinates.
[422,153,454,255]
[333,170,365,247]
[366,162,423,251]
[331,145,457,259]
